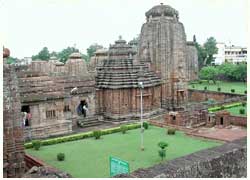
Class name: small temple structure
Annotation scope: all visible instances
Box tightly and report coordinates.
[96,37,162,120]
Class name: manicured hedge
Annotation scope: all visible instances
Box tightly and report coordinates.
[208,102,243,113]
[24,123,141,149]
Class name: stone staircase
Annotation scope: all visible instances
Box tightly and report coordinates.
[77,116,104,128]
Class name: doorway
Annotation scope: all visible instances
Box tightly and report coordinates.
[220,117,224,125]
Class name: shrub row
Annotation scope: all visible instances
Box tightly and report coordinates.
[208,102,244,113]
[24,123,141,149]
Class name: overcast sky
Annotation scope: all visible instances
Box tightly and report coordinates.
[0,0,248,59]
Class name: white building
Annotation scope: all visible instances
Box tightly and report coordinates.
[213,43,247,65]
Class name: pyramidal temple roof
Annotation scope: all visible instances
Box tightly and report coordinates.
[96,38,162,89]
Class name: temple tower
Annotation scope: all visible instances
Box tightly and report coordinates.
[138,3,189,110]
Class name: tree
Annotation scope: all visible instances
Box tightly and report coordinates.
[233,63,247,82]
[38,47,50,60]
[50,51,57,57]
[57,47,79,63]
[158,141,168,161]
[217,63,236,81]
[6,56,18,64]
[203,37,218,65]
[86,43,103,59]
[199,66,219,84]
[195,42,207,69]
[194,37,218,68]
[32,47,50,61]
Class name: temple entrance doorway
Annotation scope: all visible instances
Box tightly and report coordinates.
[21,105,30,113]
[78,100,88,118]
[220,117,224,125]
[21,105,31,127]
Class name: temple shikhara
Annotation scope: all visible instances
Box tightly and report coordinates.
[3,3,246,178]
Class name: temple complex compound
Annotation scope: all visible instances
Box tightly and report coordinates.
[6,3,201,140]
[2,4,211,177]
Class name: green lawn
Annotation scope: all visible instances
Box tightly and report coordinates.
[189,81,246,94]
[26,126,221,178]
[226,105,247,117]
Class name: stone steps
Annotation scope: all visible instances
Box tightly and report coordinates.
[77,116,104,128]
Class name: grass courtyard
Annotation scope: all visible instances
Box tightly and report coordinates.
[26,126,221,178]
[226,105,247,117]
[189,81,246,94]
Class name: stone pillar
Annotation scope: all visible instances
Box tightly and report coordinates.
[3,55,25,177]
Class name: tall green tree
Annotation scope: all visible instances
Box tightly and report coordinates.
[194,36,218,68]
[203,37,218,65]
[32,47,50,61]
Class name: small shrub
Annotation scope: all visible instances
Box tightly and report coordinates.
[199,81,202,84]
[167,128,176,135]
[239,109,245,114]
[158,141,168,149]
[32,140,41,150]
[231,89,235,93]
[220,106,225,110]
[120,125,128,134]
[93,130,102,139]
[204,86,207,90]
[244,90,247,94]
[242,102,246,107]
[192,85,195,88]
[57,153,65,161]
[158,149,166,161]
[143,122,149,130]
[217,87,221,92]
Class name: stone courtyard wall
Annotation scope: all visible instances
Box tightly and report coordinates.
[115,137,247,178]
[188,89,246,102]
[229,115,247,127]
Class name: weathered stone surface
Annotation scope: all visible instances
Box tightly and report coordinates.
[137,3,198,110]
[96,38,162,121]
[186,42,199,81]
[3,56,25,177]
[22,166,72,178]
[114,137,247,178]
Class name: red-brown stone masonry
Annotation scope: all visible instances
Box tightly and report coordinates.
[188,89,245,102]
[229,115,247,127]
[3,63,25,178]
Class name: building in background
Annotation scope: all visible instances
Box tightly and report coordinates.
[213,43,247,65]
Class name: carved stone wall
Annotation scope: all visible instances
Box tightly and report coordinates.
[186,42,199,81]
[96,38,162,121]
[138,4,189,109]
[3,59,25,177]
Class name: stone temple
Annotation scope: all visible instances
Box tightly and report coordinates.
[137,3,198,110]
[3,4,207,177]
[3,3,200,141]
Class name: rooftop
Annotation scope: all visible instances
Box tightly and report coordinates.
[145,3,179,18]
